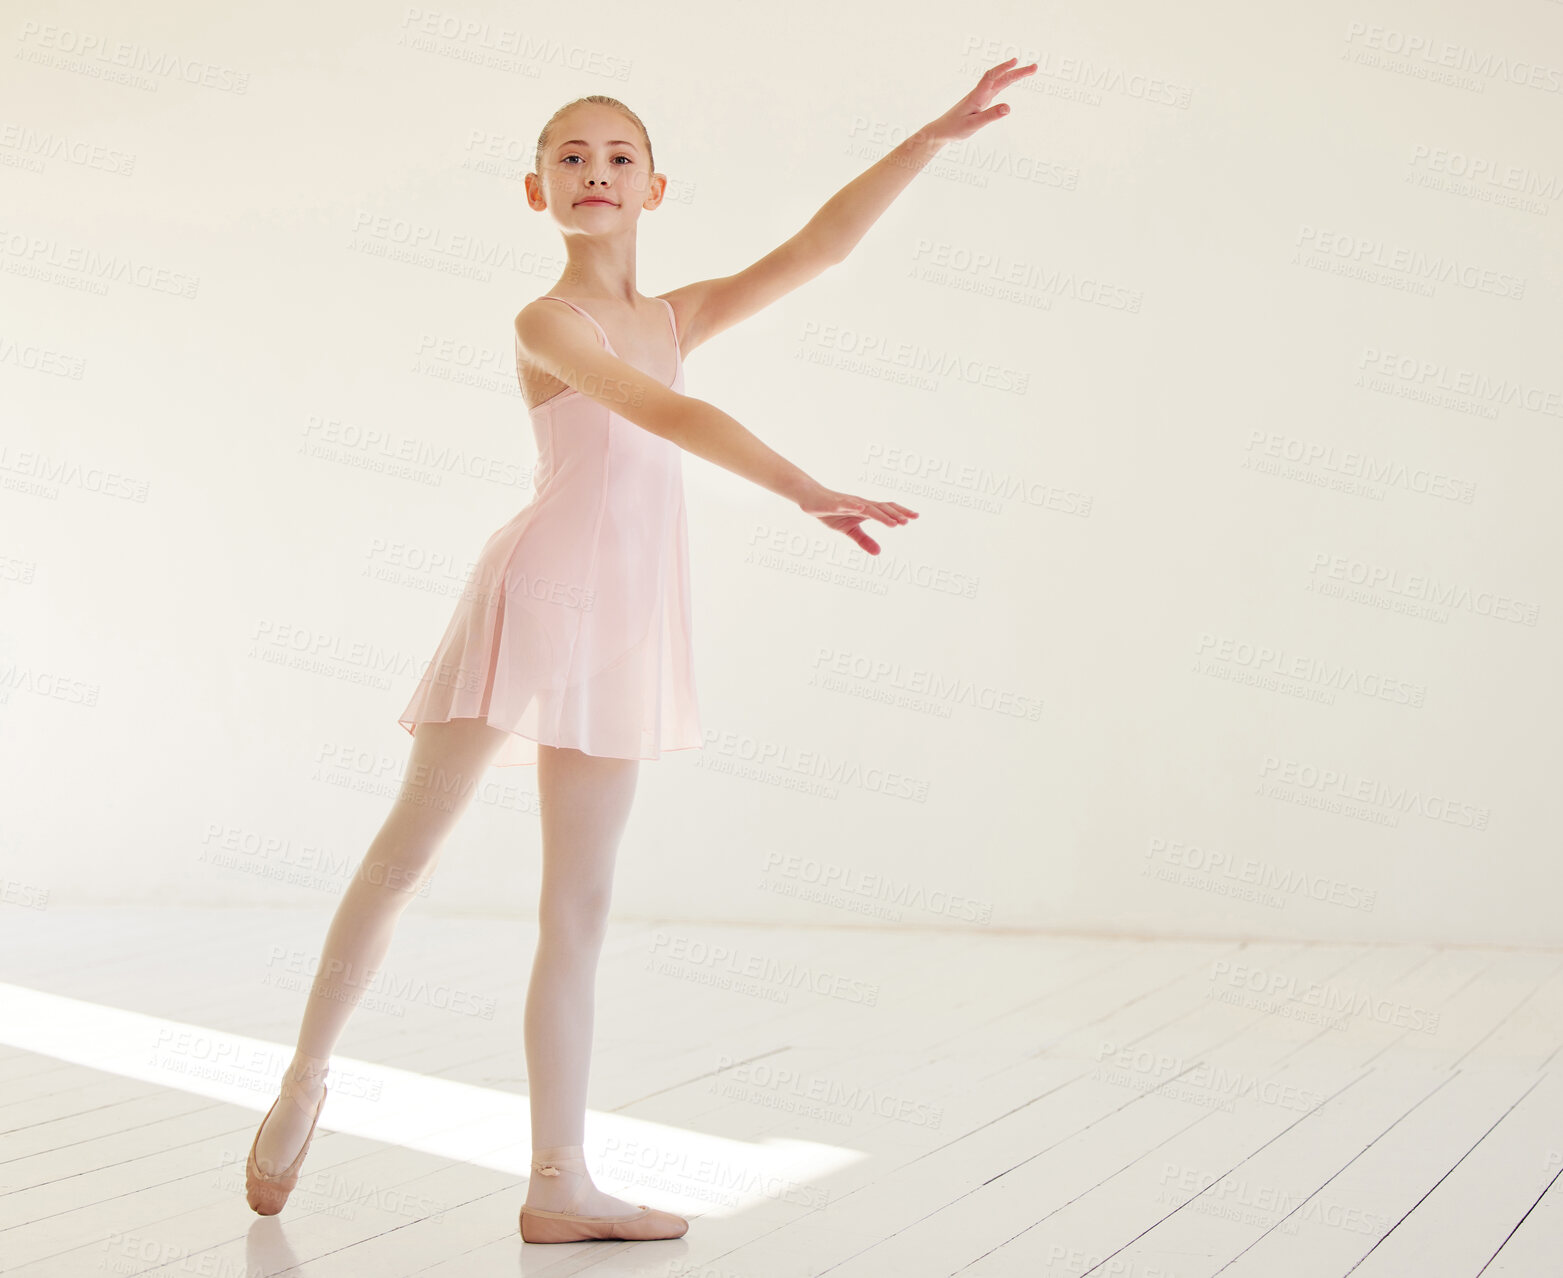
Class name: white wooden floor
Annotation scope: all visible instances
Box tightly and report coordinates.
[1,906,1560,1277]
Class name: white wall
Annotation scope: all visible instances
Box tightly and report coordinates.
[3,0,1558,946]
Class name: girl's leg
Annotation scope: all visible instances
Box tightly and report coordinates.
[522,742,645,1216]
[253,716,511,1174]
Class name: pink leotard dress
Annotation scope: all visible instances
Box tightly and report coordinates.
[397,295,702,768]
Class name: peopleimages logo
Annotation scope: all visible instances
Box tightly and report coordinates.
[1305,554,1538,626]
[1341,22,1563,94]
[1144,837,1378,913]
[1294,224,1525,299]
[646,931,880,1006]
[1355,347,1563,420]
[1258,756,1490,831]
[1193,633,1426,709]
[1207,960,1440,1035]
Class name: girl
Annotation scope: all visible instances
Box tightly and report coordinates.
[244,57,1036,1244]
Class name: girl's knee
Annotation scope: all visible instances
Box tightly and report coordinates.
[538,890,614,939]
[356,854,434,896]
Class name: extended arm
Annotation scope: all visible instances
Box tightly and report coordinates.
[808,58,1039,262]
[666,58,1038,351]
[515,304,914,551]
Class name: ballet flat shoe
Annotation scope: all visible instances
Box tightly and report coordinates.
[519,1199,688,1243]
[244,1084,328,1216]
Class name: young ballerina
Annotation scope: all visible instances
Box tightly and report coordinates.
[243,57,1035,1244]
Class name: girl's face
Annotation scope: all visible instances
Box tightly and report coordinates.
[533,105,661,223]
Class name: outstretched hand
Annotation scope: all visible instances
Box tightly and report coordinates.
[923,57,1038,143]
[798,486,918,556]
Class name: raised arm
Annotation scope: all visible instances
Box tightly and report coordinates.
[514,302,915,552]
[664,58,1037,354]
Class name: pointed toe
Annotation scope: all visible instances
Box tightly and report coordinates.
[243,1085,327,1217]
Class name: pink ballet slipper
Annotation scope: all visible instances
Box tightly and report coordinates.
[244,1083,327,1216]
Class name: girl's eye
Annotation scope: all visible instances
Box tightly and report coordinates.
[562,154,632,164]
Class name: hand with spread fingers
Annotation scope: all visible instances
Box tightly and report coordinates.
[921,57,1038,143]
[797,484,919,556]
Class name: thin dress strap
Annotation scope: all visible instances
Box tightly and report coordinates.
[657,296,682,360]
[537,295,613,353]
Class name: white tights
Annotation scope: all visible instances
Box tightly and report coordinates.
[254,718,646,1216]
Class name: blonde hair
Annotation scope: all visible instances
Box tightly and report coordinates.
[534,96,655,175]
